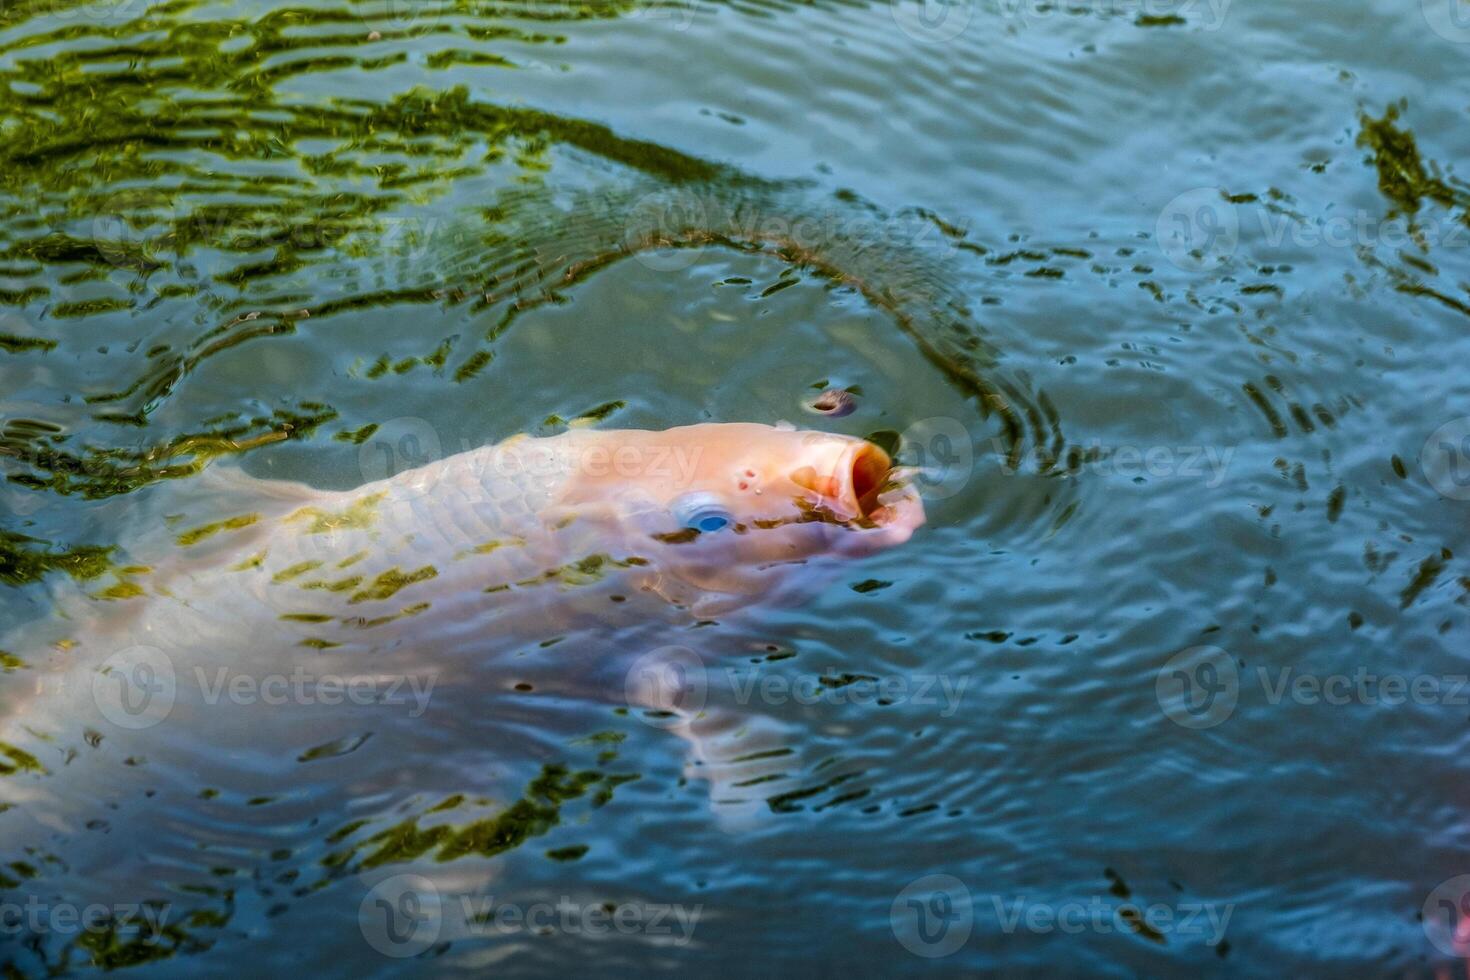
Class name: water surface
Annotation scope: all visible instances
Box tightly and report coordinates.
[2,0,1470,975]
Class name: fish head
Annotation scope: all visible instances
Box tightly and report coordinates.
[561,423,926,611]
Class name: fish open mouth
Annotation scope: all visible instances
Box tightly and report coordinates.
[838,440,926,546]
[847,442,890,519]
[782,433,927,542]
[790,438,915,526]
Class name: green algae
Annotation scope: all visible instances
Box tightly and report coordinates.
[175,512,260,547]
[0,528,115,586]
[320,762,640,871]
[347,564,438,604]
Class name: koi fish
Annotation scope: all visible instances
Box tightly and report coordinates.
[0,422,925,910]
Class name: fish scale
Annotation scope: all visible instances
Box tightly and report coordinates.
[6,434,630,675]
[144,437,610,655]
[0,432,679,841]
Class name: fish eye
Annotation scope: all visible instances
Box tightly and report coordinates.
[671,493,733,533]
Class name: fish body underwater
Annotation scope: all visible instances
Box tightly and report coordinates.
[0,422,923,955]
[19,420,922,645]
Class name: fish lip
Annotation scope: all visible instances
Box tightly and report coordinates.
[863,477,926,545]
[823,460,926,552]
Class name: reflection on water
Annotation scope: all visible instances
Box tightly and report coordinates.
[1,0,1469,974]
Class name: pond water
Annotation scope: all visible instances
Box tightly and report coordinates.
[1,0,1469,976]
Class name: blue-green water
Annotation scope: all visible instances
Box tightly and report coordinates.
[2,0,1470,975]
